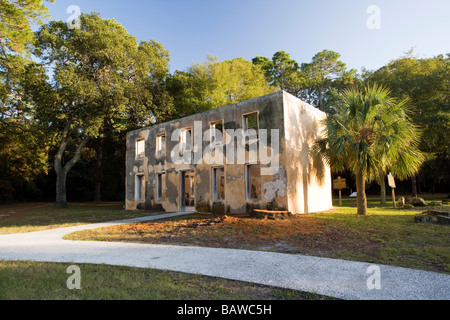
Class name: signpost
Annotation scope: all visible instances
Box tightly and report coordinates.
[387,172,396,208]
[333,176,347,206]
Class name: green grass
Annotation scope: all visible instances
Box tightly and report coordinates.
[322,194,450,272]
[0,261,332,300]
[313,206,450,272]
[0,202,158,234]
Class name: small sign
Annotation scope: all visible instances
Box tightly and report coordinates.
[387,173,396,188]
[349,192,357,198]
[333,177,347,190]
[387,173,397,208]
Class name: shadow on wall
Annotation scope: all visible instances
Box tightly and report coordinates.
[286,106,326,213]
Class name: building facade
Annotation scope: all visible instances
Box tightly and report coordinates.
[125,91,332,214]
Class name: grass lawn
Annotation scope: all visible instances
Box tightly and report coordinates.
[0,202,156,234]
[0,261,330,300]
[64,195,450,274]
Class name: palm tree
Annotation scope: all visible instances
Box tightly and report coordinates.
[316,84,424,215]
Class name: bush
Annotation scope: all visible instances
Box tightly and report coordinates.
[0,180,14,203]
[266,201,287,211]
[195,202,211,213]
[212,202,226,215]
[246,202,260,214]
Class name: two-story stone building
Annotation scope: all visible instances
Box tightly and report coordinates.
[125,91,332,214]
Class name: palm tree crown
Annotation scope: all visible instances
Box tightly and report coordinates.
[316,84,424,215]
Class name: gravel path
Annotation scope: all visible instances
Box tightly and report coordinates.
[0,212,449,300]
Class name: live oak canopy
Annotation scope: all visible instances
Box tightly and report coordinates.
[27,13,172,207]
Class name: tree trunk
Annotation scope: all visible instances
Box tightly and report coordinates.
[417,173,422,194]
[318,79,324,111]
[54,119,90,208]
[411,174,418,198]
[55,168,68,208]
[446,160,450,198]
[93,141,103,202]
[356,171,367,215]
[379,173,386,204]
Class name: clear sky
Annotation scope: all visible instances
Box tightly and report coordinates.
[45,0,450,74]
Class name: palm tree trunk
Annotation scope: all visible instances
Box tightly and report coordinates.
[411,174,418,198]
[379,173,386,204]
[356,171,367,215]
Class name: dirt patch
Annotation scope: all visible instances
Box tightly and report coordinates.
[71,214,381,260]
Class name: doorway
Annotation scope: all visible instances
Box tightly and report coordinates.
[180,170,195,212]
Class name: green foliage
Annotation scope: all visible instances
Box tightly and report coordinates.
[167,56,275,117]
[299,50,358,113]
[0,56,49,200]
[0,0,53,55]
[0,1,53,190]
[318,84,424,178]
[31,13,172,135]
[366,54,449,154]
[253,51,304,95]
[0,124,49,183]
[366,53,450,193]
[24,12,173,206]
[252,50,358,114]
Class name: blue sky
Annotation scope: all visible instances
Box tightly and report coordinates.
[46,0,450,74]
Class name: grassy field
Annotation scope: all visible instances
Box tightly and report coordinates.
[0,202,154,234]
[0,261,330,300]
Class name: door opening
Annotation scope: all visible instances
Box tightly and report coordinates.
[180,170,195,212]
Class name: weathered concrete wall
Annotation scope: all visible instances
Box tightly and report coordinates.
[126,91,288,213]
[126,91,331,214]
[283,92,333,214]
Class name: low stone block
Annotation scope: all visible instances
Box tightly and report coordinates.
[414,214,433,223]
[409,197,428,207]
[437,215,450,225]
[424,210,449,217]
[212,202,226,215]
[252,209,293,220]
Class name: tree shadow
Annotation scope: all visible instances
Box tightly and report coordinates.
[286,106,326,213]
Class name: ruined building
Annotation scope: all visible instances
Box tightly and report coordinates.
[125,91,332,214]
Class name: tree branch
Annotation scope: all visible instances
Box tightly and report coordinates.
[54,118,72,173]
[64,135,90,173]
